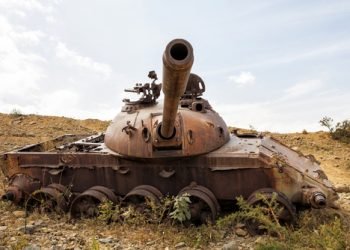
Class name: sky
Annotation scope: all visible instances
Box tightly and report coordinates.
[0,0,349,132]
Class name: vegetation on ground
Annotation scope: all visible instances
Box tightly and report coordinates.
[9,108,23,118]
[93,191,350,249]
[320,117,350,144]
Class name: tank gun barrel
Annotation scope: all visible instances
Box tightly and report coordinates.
[161,39,194,138]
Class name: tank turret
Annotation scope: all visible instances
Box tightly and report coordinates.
[104,39,230,158]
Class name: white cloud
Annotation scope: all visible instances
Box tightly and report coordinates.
[0,0,54,14]
[285,79,323,98]
[0,1,348,132]
[45,15,56,23]
[39,89,80,114]
[10,29,45,45]
[55,42,112,78]
[206,40,350,76]
[216,77,349,132]
[0,16,45,97]
[228,71,256,87]
[11,9,26,18]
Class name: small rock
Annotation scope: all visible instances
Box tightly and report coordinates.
[235,223,245,228]
[41,227,51,233]
[99,237,113,244]
[335,185,350,193]
[255,236,264,244]
[13,210,26,217]
[13,120,22,125]
[29,121,36,125]
[26,132,36,137]
[334,156,341,160]
[175,242,186,248]
[235,228,248,237]
[17,225,36,234]
[34,219,44,226]
[0,226,7,231]
[56,244,63,249]
[24,244,40,250]
[291,146,299,151]
[112,243,122,250]
[70,233,77,238]
[66,244,75,250]
[222,241,238,250]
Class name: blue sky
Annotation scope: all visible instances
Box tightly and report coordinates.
[0,0,349,132]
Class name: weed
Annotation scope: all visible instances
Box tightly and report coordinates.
[90,238,100,250]
[169,193,191,223]
[0,199,16,213]
[218,194,289,239]
[194,223,221,248]
[9,108,23,117]
[10,235,29,250]
[256,242,285,250]
[94,191,350,249]
[143,196,174,224]
[255,210,350,250]
[97,199,114,222]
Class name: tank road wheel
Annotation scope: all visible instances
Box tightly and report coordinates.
[70,186,118,219]
[179,183,220,224]
[26,184,71,214]
[245,188,297,236]
[124,185,163,212]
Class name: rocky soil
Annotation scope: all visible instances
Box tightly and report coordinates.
[0,113,349,249]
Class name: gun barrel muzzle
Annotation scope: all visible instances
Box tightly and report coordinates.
[161,39,194,139]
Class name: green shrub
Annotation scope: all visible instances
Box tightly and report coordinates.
[256,210,350,250]
[319,117,350,144]
[169,193,191,223]
[98,195,175,225]
[332,120,350,143]
[218,194,289,239]
[10,108,23,117]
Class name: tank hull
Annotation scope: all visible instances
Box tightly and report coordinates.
[1,133,338,210]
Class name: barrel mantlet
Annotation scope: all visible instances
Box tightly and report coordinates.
[104,103,230,158]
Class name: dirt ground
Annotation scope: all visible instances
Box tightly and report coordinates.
[0,113,349,249]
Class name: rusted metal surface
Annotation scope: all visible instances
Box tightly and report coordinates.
[124,185,163,203]
[161,39,193,138]
[26,183,71,213]
[245,188,297,235]
[0,39,339,222]
[70,186,118,218]
[179,183,220,222]
[1,174,41,204]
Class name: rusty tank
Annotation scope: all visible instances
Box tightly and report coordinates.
[0,39,339,226]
